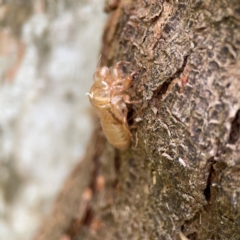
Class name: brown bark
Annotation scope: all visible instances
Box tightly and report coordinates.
[35,0,240,239]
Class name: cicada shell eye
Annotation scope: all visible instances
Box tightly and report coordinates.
[93,66,110,83]
[99,67,110,79]
[93,71,101,82]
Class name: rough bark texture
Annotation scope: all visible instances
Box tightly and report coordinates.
[36,0,240,239]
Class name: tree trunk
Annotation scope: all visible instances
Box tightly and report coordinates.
[35,0,240,239]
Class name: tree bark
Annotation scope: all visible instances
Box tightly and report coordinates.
[35,0,240,239]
